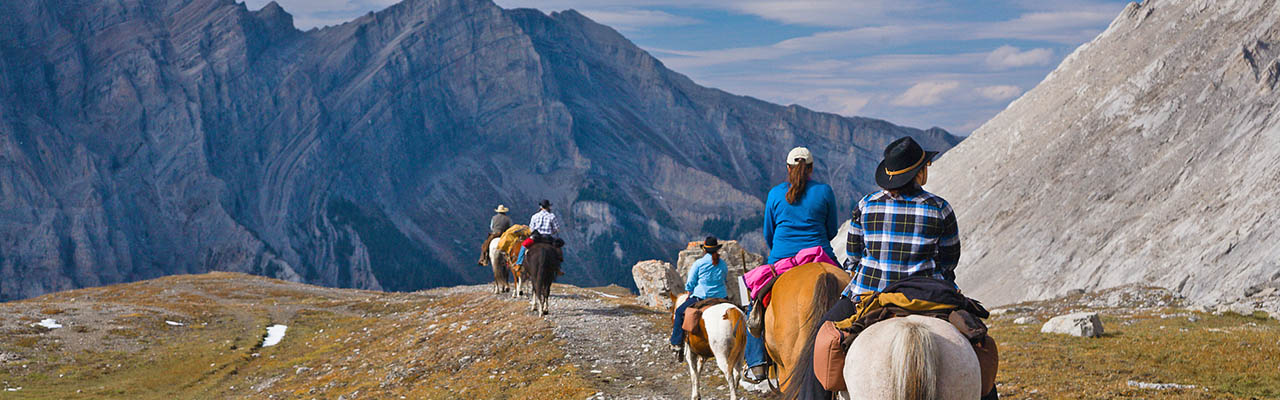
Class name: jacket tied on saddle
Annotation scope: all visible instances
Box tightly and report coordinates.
[814,276,998,394]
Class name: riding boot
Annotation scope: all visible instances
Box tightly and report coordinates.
[981,386,999,400]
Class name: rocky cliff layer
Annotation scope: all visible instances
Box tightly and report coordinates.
[932,0,1280,307]
[0,0,959,300]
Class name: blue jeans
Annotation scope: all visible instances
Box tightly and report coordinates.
[669,296,701,346]
[516,246,527,265]
[744,301,767,368]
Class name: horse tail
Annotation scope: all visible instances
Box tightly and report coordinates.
[491,242,510,282]
[890,319,938,400]
[781,271,843,399]
[725,305,747,367]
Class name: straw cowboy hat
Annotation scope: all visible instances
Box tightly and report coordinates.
[701,236,723,253]
[494,205,509,213]
[875,137,938,190]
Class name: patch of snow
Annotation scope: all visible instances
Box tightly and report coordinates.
[262,324,288,347]
[35,319,62,329]
[593,291,619,299]
[1128,380,1197,390]
[165,321,184,326]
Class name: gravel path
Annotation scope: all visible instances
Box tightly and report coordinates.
[430,283,770,399]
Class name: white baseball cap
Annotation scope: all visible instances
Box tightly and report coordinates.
[786,147,813,165]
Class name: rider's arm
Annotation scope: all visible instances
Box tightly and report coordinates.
[685,259,701,293]
[763,196,776,249]
[936,201,961,281]
[823,185,838,241]
[843,199,865,272]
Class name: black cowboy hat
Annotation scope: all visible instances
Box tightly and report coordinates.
[875,136,938,190]
[539,199,552,208]
[701,236,722,253]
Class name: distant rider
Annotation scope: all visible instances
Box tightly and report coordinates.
[478,204,513,266]
[670,237,729,360]
[517,199,561,268]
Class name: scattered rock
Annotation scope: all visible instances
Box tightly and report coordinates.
[1040,312,1104,338]
[1013,316,1039,325]
[631,260,681,309]
[1216,303,1257,316]
[1127,380,1197,390]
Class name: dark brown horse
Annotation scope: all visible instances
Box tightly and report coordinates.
[523,241,563,315]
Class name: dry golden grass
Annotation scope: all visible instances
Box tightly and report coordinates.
[992,308,1280,399]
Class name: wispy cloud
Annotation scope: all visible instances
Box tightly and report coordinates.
[986,46,1053,69]
[976,85,1023,101]
[892,81,961,107]
[578,9,701,31]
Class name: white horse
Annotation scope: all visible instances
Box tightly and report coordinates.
[674,293,747,400]
[842,315,982,400]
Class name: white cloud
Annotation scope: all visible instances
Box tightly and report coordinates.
[985,46,1053,69]
[976,85,1023,101]
[577,9,701,31]
[892,81,960,107]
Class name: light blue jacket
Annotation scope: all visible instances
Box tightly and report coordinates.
[685,254,728,299]
[764,181,838,263]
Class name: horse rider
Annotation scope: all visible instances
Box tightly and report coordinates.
[670,236,730,360]
[744,146,839,383]
[517,199,561,267]
[802,136,995,400]
[478,204,513,266]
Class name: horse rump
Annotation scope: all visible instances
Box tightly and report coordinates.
[781,271,844,400]
[524,242,563,311]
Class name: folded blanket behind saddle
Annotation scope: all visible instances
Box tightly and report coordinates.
[743,246,835,300]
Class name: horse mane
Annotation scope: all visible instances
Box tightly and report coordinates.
[781,271,843,399]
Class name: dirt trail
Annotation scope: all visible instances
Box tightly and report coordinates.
[483,284,761,399]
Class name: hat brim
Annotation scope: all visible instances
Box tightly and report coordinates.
[875,151,937,190]
[701,245,722,253]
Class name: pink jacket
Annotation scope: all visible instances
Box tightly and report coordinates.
[744,246,837,299]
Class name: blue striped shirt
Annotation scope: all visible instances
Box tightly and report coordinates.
[842,185,960,297]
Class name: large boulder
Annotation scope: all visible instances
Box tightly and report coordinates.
[632,260,682,309]
[676,240,764,306]
[1040,312,1104,338]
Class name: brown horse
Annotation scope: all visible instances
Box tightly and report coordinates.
[523,241,562,315]
[763,262,850,395]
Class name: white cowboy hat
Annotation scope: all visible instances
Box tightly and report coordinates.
[494,204,509,213]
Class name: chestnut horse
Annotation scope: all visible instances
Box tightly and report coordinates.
[764,262,850,395]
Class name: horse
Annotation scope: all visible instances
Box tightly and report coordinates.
[843,315,982,400]
[671,293,747,400]
[763,262,849,396]
[485,238,512,294]
[522,241,562,315]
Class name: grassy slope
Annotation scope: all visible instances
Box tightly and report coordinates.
[1,275,1276,399]
[990,289,1280,399]
[0,273,593,399]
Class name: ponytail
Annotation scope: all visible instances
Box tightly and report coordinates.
[785,162,813,204]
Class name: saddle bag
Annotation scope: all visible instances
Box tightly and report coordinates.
[682,307,702,332]
[813,320,848,391]
[747,297,766,338]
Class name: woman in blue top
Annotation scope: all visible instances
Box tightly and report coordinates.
[669,236,729,358]
[745,146,839,382]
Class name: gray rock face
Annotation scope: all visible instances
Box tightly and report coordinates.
[630,260,680,309]
[930,0,1280,309]
[1040,312,1104,338]
[675,240,764,305]
[0,0,960,300]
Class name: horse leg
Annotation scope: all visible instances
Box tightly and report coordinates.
[716,351,737,400]
[686,350,701,400]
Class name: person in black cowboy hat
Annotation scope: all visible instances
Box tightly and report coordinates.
[791,137,998,400]
[669,236,730,360]
[518,200,564,272]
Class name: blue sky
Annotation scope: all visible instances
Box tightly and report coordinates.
[244,0,1133,135]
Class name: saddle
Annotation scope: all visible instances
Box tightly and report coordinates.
[681,298,735,332]
[814,277,998,394]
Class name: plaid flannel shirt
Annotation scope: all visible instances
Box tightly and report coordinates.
[530,209,561,236]
[842,185,960,298]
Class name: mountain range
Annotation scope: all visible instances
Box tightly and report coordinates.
[0,0,959,300]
